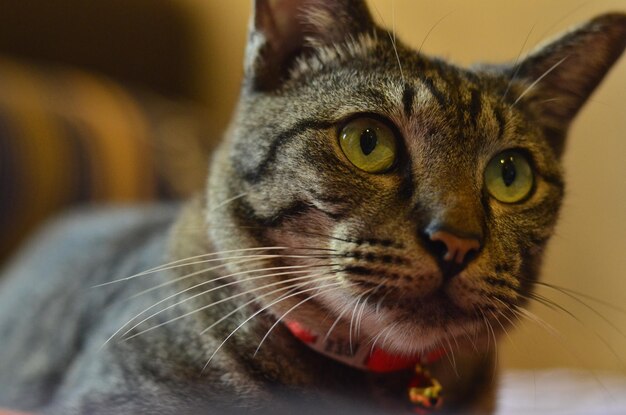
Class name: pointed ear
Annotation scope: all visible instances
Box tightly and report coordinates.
[511,13,626,155]
[244,0,375,91]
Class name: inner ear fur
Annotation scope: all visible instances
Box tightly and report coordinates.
[512,13,626,156]
[245,0,375,91]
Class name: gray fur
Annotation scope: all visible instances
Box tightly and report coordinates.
[1,1,625,414]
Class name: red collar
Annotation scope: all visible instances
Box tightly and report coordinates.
[284,320,445,373]
[285,320,447,412]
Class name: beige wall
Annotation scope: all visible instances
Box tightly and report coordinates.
[190,0,626,371]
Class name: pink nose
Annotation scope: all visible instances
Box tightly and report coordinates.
[428,230,481,264]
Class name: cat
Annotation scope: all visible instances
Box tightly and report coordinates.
[1,1,625,414]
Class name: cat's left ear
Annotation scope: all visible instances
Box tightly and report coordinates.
[244,0,375,91]
[511,13,626,156]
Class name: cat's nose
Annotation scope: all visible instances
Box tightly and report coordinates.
[425,227,481,265]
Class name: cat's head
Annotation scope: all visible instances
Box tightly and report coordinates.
[206,0,626,355]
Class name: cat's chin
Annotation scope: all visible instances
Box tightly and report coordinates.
[317,287,491,356]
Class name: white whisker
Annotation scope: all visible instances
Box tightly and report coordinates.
[209,192,247,212]
[127,253,339,299]
[91,246,296,288]
[502,23,536,101]
[479,309,498,381]
[489,308,518,354]
[417,11,454,56]
[534,283,626,336]
[368,322,398,356]
[510,305,617,400]
[380,321,397,351]
[200,272,339,335]
[348,296,361,355]
[524,291,626,371]
[355,289,376,338]
[127,256,269,299]
[348,289,373,354]
[202,282,343,372]
[324,306,350,341]
[443,333,459,378]
[370,2,405,83]
[100,264,337,348]
[536,1,592,43]
[254,279,349,356]
[512,56,568,106]
[200,278,327,335]
[121,267,338,341]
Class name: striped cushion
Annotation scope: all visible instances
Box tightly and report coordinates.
[0,56,212,262]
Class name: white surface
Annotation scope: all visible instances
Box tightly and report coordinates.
[497,369,626,415]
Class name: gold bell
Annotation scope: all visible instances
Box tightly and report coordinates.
[408,365,443,411]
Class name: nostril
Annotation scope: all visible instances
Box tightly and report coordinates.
[426,229,481,265]
[426,237,448,260]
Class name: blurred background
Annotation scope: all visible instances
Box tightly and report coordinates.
[0,0,624,373]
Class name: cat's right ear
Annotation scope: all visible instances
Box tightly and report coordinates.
[244,0,374,91]
[508,13,626,156]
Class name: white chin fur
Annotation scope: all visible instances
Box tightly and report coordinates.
[318,287,482,356]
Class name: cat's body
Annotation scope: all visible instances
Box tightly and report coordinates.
[0,202,494,414]
[1,1,625,414]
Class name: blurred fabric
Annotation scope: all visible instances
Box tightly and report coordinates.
[0,0,218,263]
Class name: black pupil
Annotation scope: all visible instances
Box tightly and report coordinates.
[360,128,378,155]
[501,157,517,186]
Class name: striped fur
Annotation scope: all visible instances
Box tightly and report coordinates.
[0,1,624,414]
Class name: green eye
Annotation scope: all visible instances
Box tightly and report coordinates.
[339,117,397,173]
[484,150,534,203]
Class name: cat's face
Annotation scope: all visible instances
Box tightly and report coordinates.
[206,1,626,355]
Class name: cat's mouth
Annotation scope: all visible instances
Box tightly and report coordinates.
[349,280,481,325]
[259,226,518,351]
[321,266,514,352]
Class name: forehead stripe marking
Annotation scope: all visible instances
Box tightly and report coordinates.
[402,83,415,117]
[469,89,482,124]
[419,77,447,108]
[242,118,334,184]
[494,108,506,139]
[237,197,345,228]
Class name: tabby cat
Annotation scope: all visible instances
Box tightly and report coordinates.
[1,1,625,414]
